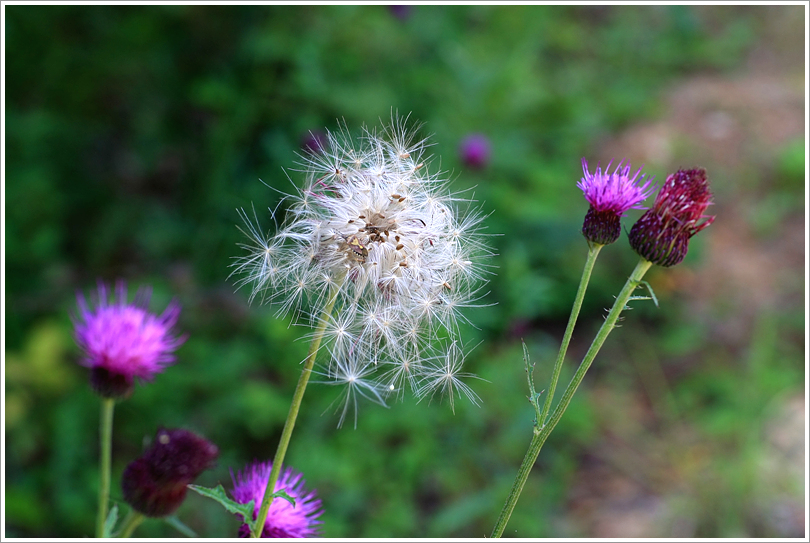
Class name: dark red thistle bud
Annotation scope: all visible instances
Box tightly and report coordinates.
[122,428,218,517]
[628,168,715,267]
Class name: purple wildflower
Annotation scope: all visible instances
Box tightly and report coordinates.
[388,5,413,21]
[578,158,656,245]
[459,133,491,170]
[122,428,219,517]
[301,130,328,155]
[231,461,322,538]
[73,281,184,399]
[629,167,715,267]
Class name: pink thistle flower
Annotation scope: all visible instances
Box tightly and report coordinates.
[629,167,715,267]
[122,427,219,517]
[231,461,322,538]
[301,130,328,155]
[73,281,184,399]
[459,133,491,170]
[578,158,656,245]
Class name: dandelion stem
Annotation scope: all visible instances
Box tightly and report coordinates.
[491,257,653,538]
[116,510,144,538]
[251,283,340,538]
[96,397,115,538]
[538,243,603,425]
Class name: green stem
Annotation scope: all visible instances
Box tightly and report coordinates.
[251,285,339,538]
[96,397,115,538]
[491,257,653,538]
[538,243,602,425]
[117,510,145,538]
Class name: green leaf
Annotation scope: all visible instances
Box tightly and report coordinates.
[187,484,297,537]
[187,484,255,520]
[103,504,118,538]
[637,280,659,307]
[272,488,296,507]
[163,515,198,537]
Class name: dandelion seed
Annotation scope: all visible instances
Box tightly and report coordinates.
[315,355,388,428]
[416,342,484,414]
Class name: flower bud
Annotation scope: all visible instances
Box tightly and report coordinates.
[628,168,715,267]
[581,206,622,245]
[122,428,218,517]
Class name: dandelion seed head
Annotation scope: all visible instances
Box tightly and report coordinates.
[232,114,494,422]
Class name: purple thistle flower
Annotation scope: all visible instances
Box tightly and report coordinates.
[459,133,491,170]
[73,281,185,399]
[301,130,328,155]
[122,428,219,517]
[578,158,656,245]
[629,167,715,267]
[388,5,413,21]
[231,461,323,538]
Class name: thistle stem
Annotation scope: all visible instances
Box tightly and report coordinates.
[538,243,603,425]
[116,510,144,538]
[251,284,339,538]
[96,397,115,538]
[491,257,653,538]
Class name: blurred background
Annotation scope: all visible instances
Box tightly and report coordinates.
[4,4,806,538]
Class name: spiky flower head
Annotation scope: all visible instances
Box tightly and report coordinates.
[72,281,184,399]
[629,167,715,267]
[231,461,322,538]
[122,428,219,517]
[578,158,656,245]
[232,115,492,425]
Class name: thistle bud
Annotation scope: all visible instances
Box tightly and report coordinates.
[628,168,715,267]
[122,428,218,517]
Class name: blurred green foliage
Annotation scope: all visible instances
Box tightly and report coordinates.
[4,4,804,538]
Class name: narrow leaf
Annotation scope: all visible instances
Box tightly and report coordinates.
[187,484,255,521]
[272,489,296,507]
[164,515,197,537]
[103,504,119,538]
[637,280,659,307]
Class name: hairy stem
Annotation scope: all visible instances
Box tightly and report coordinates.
[251,285,339,538]
[96,397,115,538]
[491,257,653,537]
[538,243,603,424]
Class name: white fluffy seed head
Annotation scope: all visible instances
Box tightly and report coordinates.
[231,115,494,425]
